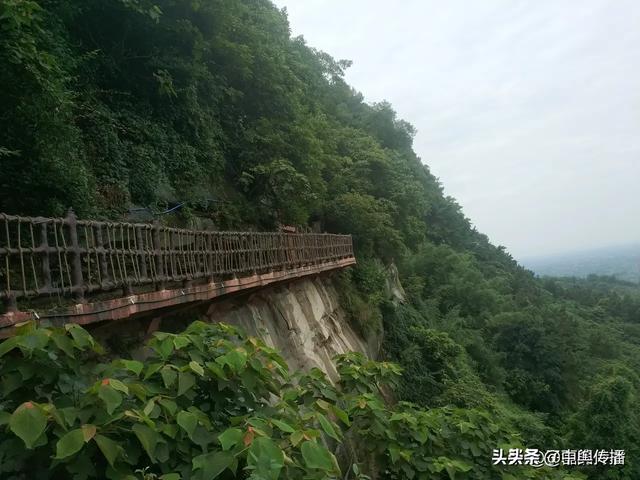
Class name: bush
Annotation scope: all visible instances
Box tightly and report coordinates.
[0,321,580,480]
[335,261,387,339]
[0,321,347,479]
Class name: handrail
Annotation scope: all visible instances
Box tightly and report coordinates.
[0,210,354,310]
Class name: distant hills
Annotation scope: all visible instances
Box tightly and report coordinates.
[521,243,640,283]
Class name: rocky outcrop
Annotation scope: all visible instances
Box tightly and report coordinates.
[206,275,370,381]
[385,262,406,304]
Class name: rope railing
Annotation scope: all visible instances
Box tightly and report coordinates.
[0,210,354,310]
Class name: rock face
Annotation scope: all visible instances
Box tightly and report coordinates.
[385,262,406,304]
[206,275,371,381]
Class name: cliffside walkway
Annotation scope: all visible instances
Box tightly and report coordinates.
[0,210,355,335]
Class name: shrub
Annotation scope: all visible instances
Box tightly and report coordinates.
[0,321,581,480]
[0,321,346,479]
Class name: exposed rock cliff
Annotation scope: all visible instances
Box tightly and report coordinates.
[206,275,373,381]
[385,262,406,304]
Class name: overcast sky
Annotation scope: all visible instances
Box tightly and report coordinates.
[274,0,640,259]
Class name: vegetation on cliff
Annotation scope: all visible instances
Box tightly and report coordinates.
[1,0,640,478]
[0,321,580,479]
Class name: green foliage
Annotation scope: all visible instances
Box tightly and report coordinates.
[488,309,585,414]
[566,374,640,479]
[386,239,640,478]
[0,0,444,231]
[332,352,579,480]
[326,193,402,259]
[240,158,317,226]
[0,321,345,478]
[0,323,582,479]
[337,259,387,338]
[0,0,92,216]
[381,303,489,408]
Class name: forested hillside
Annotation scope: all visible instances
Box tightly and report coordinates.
[1,1,640,478]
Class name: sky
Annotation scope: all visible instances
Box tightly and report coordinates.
[274,0,640,259]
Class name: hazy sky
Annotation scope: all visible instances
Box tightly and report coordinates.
[274,0,640,259]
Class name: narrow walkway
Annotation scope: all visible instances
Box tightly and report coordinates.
[0,211,355,334]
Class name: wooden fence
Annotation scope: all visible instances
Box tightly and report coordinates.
[0,210,354,311]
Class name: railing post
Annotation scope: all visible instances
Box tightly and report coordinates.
[205,233,213,282]
[4,293,17,313]
[135,227,148,281]
[39,221,52,293]
[95,225,110,288]
[153,220,165,290]
[66,209,85,303]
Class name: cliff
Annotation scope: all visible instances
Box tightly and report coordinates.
[205,275,376,381]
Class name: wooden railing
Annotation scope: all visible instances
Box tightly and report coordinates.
[0,210,354,311]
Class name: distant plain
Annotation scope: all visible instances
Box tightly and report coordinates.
[522,243,640,283]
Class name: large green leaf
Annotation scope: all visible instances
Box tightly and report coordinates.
[9,402,47,449]
[0,411,11,426]
[247,437,284,480]
[271,419,295,433]
[109,378,129,395]
[59,406,79,428]
[330,405,350,426]
[17,330,50,351]
[218,427,242,450]
[192,450,234,480]
[153,336,174,358]
[0,337,19,357]
[178,371,196,396]
[206,361,227,380]
[161,366,178,388]
[120,359,144,375]
[177,410,198,439]
[216,349,247,373]
[173,335,191,349]
[65,324,93,349]
[144,362,165,380]
[95,434,120,467]
[159,398,178,415]
[55,428,85,459]
[301,441,336,471]
[50,332,75,357]
[133,424,160,461]
[317,413,341,441]
[290,430,304,447]
[189,360,205,376]
[98,385,122,415]
[81,424,97,442]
